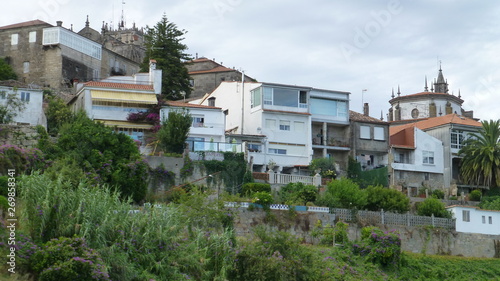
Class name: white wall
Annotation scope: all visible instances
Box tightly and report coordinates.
[0,87,45,127]
[449,206,500,235]
[392,127,444,173]
[392,97,462,120]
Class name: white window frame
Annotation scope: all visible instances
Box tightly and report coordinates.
[11,34,18,45]
[462,210,470,222]
[374,126,385,140]
[191,115,205,127]
[423,150,434,165]
[360,125,370,139]
[29,31,37,43]
[23,61,30,73]
[279,120,290,131]
[268,148,286,155]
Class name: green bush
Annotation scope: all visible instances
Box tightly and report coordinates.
[241,182,271,196]
[279,182,318,205]
[364,185,410,213]
[0,195,8,212]
[432,189,445,199]
[479,196,500,210]
[316,178,366,209]
[30,237,110,281]
[353,227,401,267]
[417,198,451,218]
[0,175,7,196]
[312,221,349,245]
[469,189,482,201]
[252,191,274,210]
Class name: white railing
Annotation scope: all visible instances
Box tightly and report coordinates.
[268,171,321,186]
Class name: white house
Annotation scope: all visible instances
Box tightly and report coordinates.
[0,86,45,127]
[160,101,229,152]
[447,205,500,235]
[389,125,444,192]
[191,81,351,174]
[69,60,161,151]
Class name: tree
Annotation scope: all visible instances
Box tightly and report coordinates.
[157,108,191,154]
[0,92,26,124]
[0,57,17,80]
[142,14,192,100]
[317,178,366,209]
[309,157,337,178]
[459,120,500,189]
[45,95,73,135]
[364,185,410,213]
[417,198,451,218]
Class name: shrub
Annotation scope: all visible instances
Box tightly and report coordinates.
[353,227,401,267]
[279,182,318,205]
[252,191,274,210]
[317,178,366,209]
[241,182,271,196]
[0,175,8,196]
[30,237,110,281]
[364,185,410,213]
[479,196,500,210]
[0,195,8,212]
[309,157,337,178]
[432,189,445,199]
[469,189,482,201]
[417,198,451,218]
[0,145,45,175]
[312,220,349,245]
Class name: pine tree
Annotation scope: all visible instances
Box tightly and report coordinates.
[141,14,192,100]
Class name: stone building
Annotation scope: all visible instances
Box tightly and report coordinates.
[0,19,140,91]
[387,66,473,123]
[186,57,256,99]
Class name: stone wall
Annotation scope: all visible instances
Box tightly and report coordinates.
[0,124,40,148]
[233,208,500,258]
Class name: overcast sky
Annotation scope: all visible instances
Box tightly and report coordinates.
[2,0,500,121]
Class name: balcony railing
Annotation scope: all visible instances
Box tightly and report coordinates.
[187,140,243,153]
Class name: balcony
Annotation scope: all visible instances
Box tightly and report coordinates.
[187,140,243,153]
[312,137,350,151]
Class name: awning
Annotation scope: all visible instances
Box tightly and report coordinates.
[91,90,157,104]
[98,120,153,129]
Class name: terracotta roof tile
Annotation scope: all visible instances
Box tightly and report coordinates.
[391,113,481,134]
[0,20,51,30]
[84,81,154,91]
[189,65,236,75]
[349,110,387,124]
[167,100,221,109]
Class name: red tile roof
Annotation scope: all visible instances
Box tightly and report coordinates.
[391,113,481,135]
[389,91,463,103]
[189,65,236,75]
[0,20,51,30]
[166,100,221,110]
[84,81,154,91]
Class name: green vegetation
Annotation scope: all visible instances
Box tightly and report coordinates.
[157,108,191,154]
[0,57,17,80]
[469,189,482,201]
[0,91,26,124]
[45,95,73,136]
[365,185,410,213]
[141,14,192,100]
[278,182,318,205]
[459,119,500,189]
[309,157,336,178]
[417,198,452,218]
[347,156,389,187]
[317,178,366,209]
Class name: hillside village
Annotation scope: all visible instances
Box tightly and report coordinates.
[1,16,500,280]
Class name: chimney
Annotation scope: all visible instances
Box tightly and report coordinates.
[208,97,216,107]
[363,103,369,116]
[149,59,157,71]
[56,21,63,27]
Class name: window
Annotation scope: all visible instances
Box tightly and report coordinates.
[360,126,370,139]
[23,62,30,73]
[489,216,493,224]
[265,119,276,129]
[268,148,286,155]
[451,129,469,149]
[294,121,304,132]
[263,88,273,105]
[251,88,261,108]
[189,79,194,87]
[20,92,30,102]
[192,116,204,127]
[482,216,486,224]
[462,210,470,222]
[247,143,262,152]
[299,91,307,108]
[395,152,411,164]
[423,151,434,165]
[424,172,429,181]
[11,34,18,45]
[279,120,290,131]
[310,98,347,117]
[374,127,385,140]
[29,31,36,42]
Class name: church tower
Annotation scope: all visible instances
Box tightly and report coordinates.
[433,66,449,94]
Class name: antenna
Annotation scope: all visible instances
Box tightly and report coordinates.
[120,1,126,29]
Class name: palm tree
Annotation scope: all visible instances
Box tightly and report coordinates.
[459,120,500,189]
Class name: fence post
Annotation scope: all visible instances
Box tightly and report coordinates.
[381,209,385,224]
[431,213,435,227]
[407,211,410,227]
[268,170,275,184]
[314,173,321,187]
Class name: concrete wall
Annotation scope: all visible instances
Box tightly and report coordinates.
[233,208,500,258]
